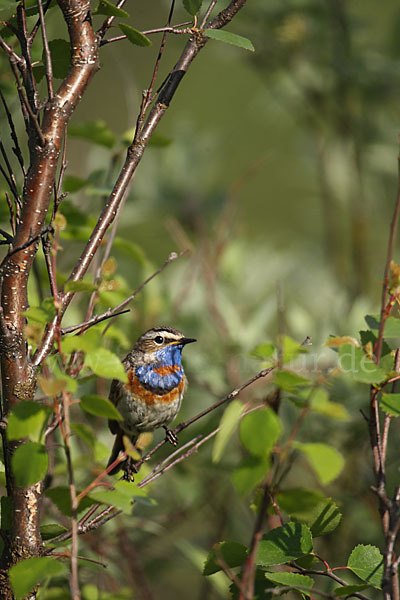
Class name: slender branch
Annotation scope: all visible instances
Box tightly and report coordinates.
[61,309,130,336]
[200,0,218,28]
[0,88,25,175]
[61,391,80,599]
[239,483,271,600]
[37,0,54,99]
[375,151,400,363]
[100,23,193,46]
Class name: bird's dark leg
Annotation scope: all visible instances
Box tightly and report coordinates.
[163,426,178,446]
[121,435,142,482]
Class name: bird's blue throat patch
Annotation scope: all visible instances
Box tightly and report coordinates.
[136,344,185,393]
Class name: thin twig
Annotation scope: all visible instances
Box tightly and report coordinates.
[0,88,25,175]
[62,391,81,599]
[37,0,54,99]
[200,0,218,28]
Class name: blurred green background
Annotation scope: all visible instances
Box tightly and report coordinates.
[2,0,400,598]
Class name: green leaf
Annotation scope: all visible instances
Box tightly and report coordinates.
[45,486,95,517]
[94,0,129,17]
[119,24,152,47]
[80,394,123,420]
[23,297,57,324]
[64,280,98,293]
[366,315,400,338]
[40,523,68,541]
[212,400,243,463]
[89,479,148,513]
[239,407,281,458]
[256,523,313,567]
[277,489,342,537]
[205,29,255,52]
[203,541,247,576]
[309,388,349,421]
[89,489,132,514]
[380,393,400,417]
[71,422,96,448]
[183,0,202,16]
[347,545,384,589]
[265,571,314,589]
[274,369,311,392]
[61,328,102,354]
[12,442,48,487]
[334,584,370,597]
[9,557,65,600]
[232,455,270,495]
[7,401,50,442]
[84,348,128,382]
[69,120,116,148]
[338,344,387,384]
[279,335,307,364]
[293,442,344,485]
[250,342,275,360]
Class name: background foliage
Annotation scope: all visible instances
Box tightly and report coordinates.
[2,0,400,598]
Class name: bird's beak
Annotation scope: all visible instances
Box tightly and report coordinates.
[177,337,197,346]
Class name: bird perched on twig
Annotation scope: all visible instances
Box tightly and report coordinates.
[107,326,196,478]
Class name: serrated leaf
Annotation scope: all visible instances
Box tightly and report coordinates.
[212,400,243,463]
[80,394,123,420]
[347,545,384,589]
[265,571,314,589]
[203,541,247,576]
[69,120,116,148]
[183,0,202,16]
[239,407,281,458]
[119,23,152,47]
[85,348,128,381]
[45,486,95,517]
[40,523,68,541]
[94,0,129,17]
[277,489,342,537]
[338,344,386,384]
[205,29,255,52]
[380,393,400,417]
[293,442,344,485]
[7,401,50,442]
[11,442,48,487]
[64,280,98,293]
[9,557,65,600]
[232,455,270,495]
[256,523,313,567]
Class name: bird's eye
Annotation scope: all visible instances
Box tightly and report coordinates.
[154,335,164,345]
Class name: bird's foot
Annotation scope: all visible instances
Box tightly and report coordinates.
[163,426,178,446]
[122,456,139,482]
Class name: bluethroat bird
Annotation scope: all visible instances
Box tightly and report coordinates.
[107,326,196,477]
